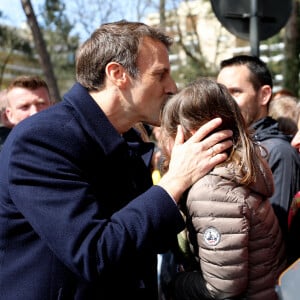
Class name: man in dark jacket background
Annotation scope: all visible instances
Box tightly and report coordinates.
[217,55,300,244]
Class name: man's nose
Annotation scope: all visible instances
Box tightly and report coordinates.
[291,131,300,152]
[166,77,177,95]
[29,105,38,116]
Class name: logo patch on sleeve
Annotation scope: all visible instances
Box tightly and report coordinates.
[203,227,221,246]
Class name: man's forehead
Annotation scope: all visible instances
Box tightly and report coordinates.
[219,66,251,83]
[7,87,49,103]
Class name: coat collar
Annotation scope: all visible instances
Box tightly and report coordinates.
[63,83,154,167]
[64,83,124,155]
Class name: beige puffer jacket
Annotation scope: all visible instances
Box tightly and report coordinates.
[185,158,287,300]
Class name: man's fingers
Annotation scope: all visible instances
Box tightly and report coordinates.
[186,118,223,144]
[173,118,233,159]
[208,152,230,165]
[207,139,233,159]
[174,125,185,146]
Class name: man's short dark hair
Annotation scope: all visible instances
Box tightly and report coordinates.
[220,55,273,91]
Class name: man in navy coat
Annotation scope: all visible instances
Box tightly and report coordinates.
[0,20,232,299]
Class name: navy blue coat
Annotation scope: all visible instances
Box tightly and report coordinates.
[0,83,185,300]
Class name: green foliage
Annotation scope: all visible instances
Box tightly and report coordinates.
[0,3,78,93]
[41,0,79,94]
[43,0,72,40]
[0,26,33,55]
[171,56,216,87]
[262,31,285,88]
[0,24,37,88]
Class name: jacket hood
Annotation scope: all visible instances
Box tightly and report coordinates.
[210,154,274,199]
[252,116,292,142]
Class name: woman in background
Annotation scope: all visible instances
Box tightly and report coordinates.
[159,78,286,300]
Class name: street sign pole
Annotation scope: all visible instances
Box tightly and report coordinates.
[210,0,292,58]
[250,0,259,57]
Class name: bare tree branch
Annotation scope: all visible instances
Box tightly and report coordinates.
[21,0,61,102]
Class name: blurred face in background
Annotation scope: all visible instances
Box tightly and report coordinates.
[6,87,51,126]
[291,130,300,153]
[291,104,300,152]
[217,65,271,126]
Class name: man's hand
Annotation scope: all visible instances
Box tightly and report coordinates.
[158,118,233,202]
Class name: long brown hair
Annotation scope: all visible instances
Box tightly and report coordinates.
[160,78,264,185]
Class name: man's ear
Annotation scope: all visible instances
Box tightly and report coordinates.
[2,109,13,128]
[105,62,128,88]
[260,85,273,106]
[5,107,13,124]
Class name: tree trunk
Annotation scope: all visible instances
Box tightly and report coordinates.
[283,0,300,98]
[21,0,61,102]
[159,0,166,29]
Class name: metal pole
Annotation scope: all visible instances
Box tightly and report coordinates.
[250,0,259,57]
